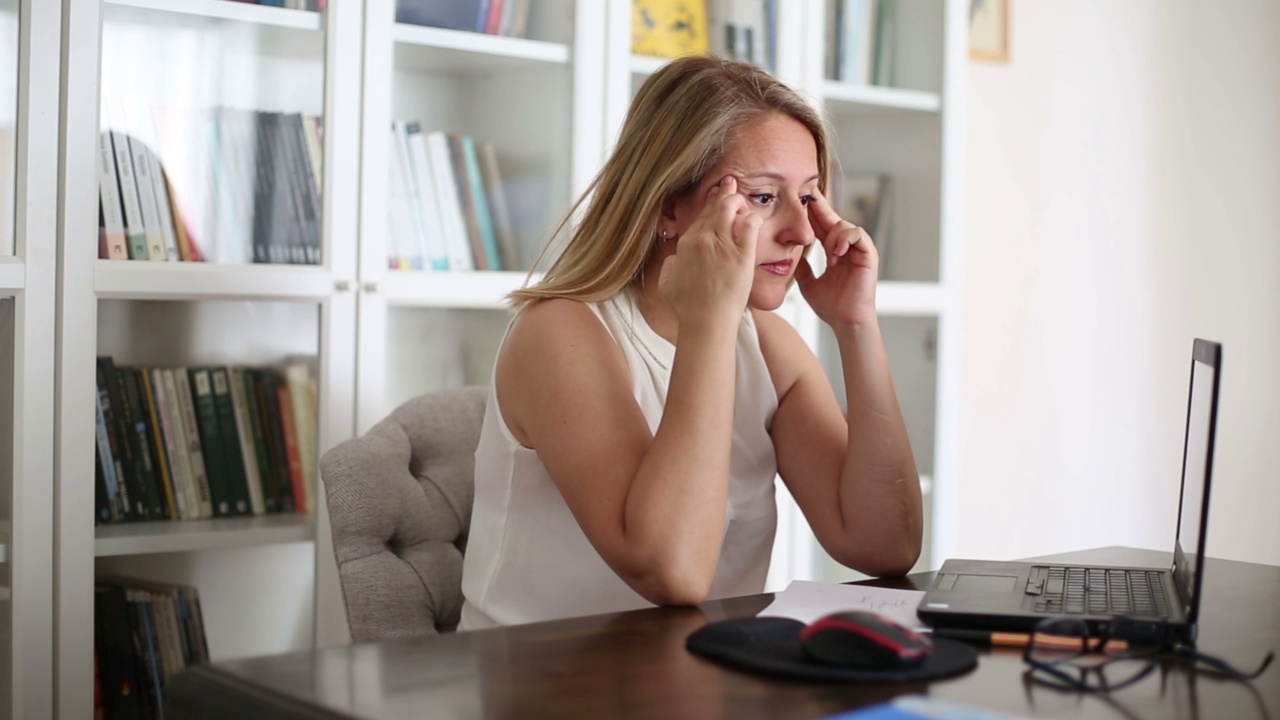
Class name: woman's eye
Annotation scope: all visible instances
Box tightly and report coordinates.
[749,193,776,206]
[800,194,814,206]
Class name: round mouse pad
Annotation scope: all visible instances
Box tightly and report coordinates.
[686,617,979,682]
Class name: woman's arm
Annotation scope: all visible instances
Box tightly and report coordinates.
[499,178,760,605]
[758,310,923,576]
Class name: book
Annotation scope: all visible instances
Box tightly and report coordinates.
[477,139,521,271]
[140,368,179,519]
[239,368,279,514]
[424,130,473,273]
[632,0,711,58]
[460,135,503,270]
[227,367,266,515]
[94,584,145,720]
[96,357,136,521]
[104,100,149,260]
[404,121,454,270]
[172,367,214,518]
[122,100,169,261]
[120,367,167,520]
[283,362,317,513]
[396,0,485,31]
[93,374,122,523]
[97,131,129,260]
[447,133,492,271]
[158,368,199,520]
[210,367,252,515]
[188,368,233,517]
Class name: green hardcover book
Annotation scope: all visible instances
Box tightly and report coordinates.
[241,368,279,513]
[210,367,252,516]
[188,367,233,517]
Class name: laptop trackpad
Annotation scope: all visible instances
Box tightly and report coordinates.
[950,574,1019,593]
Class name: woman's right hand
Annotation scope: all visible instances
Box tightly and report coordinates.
[658,176,761,329]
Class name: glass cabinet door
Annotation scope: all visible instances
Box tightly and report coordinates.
[98,0,327,265]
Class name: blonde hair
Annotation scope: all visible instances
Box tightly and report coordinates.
[509,56,831,309]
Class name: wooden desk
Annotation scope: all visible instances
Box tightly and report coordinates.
[168,547,1280,719]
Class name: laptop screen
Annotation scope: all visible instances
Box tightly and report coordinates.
[1172,341,1221,622]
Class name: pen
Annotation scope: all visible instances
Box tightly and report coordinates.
[932,628,1127,651]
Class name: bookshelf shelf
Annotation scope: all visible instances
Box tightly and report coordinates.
[94,260,338,302]
[393,24,570,72]
[0,257,22,292]
[94,513,315,557]
[380,269,534,309]
[820,82,942,115]
[629,54,668,77]
[876,281,945,316]
[104,0,322,31]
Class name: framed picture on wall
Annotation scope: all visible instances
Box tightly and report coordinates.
[969,0,1010,62]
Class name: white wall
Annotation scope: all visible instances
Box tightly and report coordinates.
[960,1,1280,566]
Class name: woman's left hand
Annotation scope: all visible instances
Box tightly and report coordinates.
[795,188,880,328]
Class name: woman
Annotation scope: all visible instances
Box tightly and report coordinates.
[459,56,921,630]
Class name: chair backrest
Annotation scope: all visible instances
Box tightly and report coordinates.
[319,386,487,641]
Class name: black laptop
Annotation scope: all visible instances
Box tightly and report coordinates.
[917,339,1222,644]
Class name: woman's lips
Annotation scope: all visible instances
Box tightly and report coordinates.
[760,260,793,276]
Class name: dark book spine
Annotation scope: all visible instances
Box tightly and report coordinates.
[100,357,147,521]
[96,360,130,522]
[241,369,279,513]
[140,369,178,520]
[210,367,252,516]
[127,589,164,720]
[189,368,232,517]
[121,367,166,520]
[95,584,145,720]
[258,370,296,512]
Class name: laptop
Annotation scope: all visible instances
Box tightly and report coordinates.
[917,338,1222,644]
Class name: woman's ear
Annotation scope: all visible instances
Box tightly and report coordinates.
[659,195,679,223]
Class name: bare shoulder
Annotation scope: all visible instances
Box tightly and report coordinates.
[750,308,821,403]
[497,298,631,446]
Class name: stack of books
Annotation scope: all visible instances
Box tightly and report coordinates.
[98,99,324,265]
[94,357,318,524]
[386,122,521,272]
[825,0,897,86]
[95,577,209,720]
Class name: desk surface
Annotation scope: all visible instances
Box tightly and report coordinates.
[168,547,1280,719]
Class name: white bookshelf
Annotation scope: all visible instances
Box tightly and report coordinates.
[104,0,322,30]
[95,514,314,557]
[54,0,361,716]
[95,260,336,301]
[25,1,966,716]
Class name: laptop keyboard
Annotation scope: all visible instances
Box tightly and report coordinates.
[1027,567,1171,617]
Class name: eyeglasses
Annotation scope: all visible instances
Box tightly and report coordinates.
[1023,616,1275,694]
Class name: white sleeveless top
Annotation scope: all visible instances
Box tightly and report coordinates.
[459,291,779,630]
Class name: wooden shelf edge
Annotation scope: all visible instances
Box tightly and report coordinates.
[95,514,315,557]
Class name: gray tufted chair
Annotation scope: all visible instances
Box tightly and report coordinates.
[319,386,487,641]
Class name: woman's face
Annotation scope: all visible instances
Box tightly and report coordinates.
[671,112,820,311]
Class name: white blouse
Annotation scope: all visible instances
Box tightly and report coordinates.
[459,290,779,630]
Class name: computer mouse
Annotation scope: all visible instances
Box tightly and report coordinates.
[799,610,932,669]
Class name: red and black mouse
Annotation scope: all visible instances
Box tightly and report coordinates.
[799,610,933,669]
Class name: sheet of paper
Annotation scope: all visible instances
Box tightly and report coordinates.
[758,580,928,632]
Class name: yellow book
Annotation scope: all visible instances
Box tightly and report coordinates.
[632,0,710,59]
